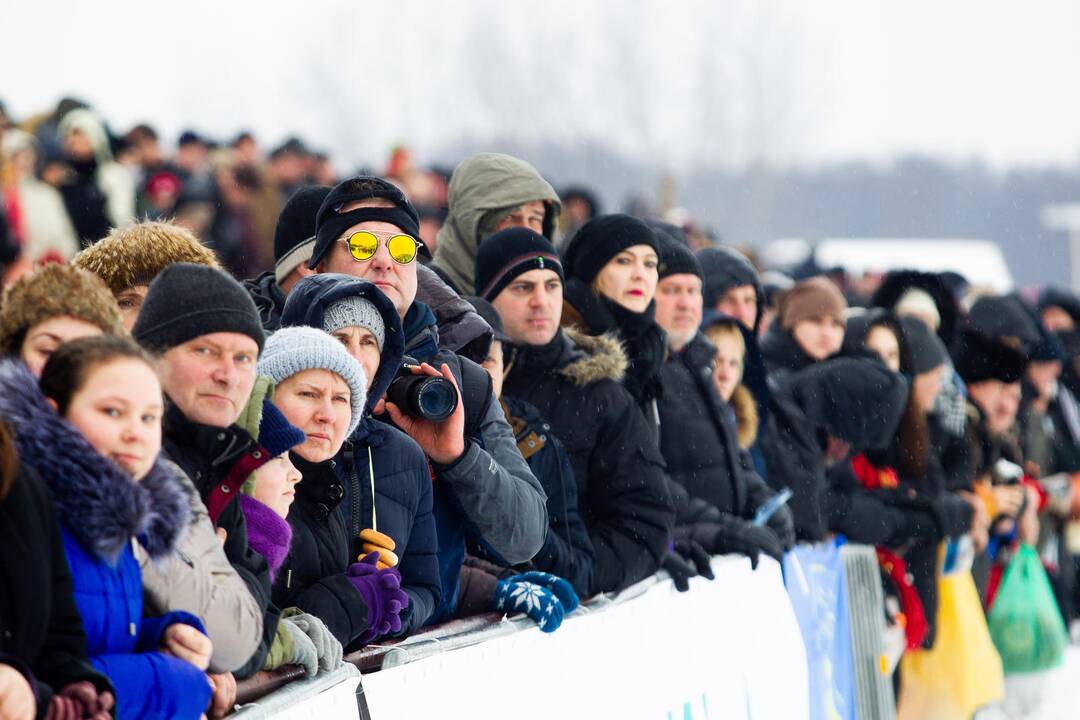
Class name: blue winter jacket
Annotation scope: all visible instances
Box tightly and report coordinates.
[0,361,212,720]
[62,532,210,720]
[281,274,442,640]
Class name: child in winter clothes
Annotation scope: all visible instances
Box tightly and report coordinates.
[0,336,213,720]
[236,392,343,676]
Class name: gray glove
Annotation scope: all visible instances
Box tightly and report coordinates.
[285,610,343,673]
[278,617,319,677]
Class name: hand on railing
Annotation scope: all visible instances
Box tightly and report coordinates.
[278,617,319,677]
[494,572,579,632]
[663,539,715,592]
[696,517,785,569]
[284,611,343,674]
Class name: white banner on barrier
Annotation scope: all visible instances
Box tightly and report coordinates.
[361,556,808,720]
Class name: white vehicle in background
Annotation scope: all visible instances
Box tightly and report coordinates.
[806,238,1014,292]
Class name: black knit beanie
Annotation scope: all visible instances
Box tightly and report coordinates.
[309,176,420,269]
[898,316,948,375]
[696,246,760,307]
[561,214,659,284]
[655,231,703,280]
[274,185,331,281]
[475,228,564,302]
[133,263,266,354]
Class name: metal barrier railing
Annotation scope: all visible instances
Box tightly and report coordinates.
[229,571,661,714]
[230,552,891,719]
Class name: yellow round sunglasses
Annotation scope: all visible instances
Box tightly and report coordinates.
[340,230,424,265]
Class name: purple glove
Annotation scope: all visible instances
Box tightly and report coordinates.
[346,552,409,644]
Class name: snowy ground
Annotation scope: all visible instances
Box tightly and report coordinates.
[975,646,1080,720]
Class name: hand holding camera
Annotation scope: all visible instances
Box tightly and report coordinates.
[384,361,466,465]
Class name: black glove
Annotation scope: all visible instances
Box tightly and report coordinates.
[765,504,796,551]
[662,539,716,592]
[681,497,724,525]
[696,517,784,569]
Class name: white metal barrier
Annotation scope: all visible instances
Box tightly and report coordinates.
[233,555,810,720]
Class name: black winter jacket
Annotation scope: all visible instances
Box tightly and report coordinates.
[659,332,769,518]
[0,463,111,717]
[498,396,594,596]
[504,328,674,595]
[162,405,276,678]
[761,358,909,541]
[273,455,371,647]
[244,271,287,333]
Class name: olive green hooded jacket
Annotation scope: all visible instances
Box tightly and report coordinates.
[432,153,561,295]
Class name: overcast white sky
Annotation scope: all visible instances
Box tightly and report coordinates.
[4,0,1080,171]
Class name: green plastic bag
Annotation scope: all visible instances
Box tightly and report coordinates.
[987,544,1068,674]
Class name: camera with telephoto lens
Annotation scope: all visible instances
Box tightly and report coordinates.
[386,356,459,422]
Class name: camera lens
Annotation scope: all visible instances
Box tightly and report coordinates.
[414,377,457,421]
[387,368,459,422]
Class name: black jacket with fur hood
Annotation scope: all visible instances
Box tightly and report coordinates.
[503,327,674,595]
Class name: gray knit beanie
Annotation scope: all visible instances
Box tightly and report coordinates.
[322,296,385,351]
[257,326,368,437]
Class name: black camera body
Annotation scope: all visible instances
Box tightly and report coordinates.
[386,356,459,422]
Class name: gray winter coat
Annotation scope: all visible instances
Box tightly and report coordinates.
[137,466,264,673]
[402,301,549,566]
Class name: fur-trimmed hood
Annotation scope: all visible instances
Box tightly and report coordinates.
[0,360,190,564]
[558,326,628,387]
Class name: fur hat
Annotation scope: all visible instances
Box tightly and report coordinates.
[953,328,1027,385]
[72,221,221,295]
[0,264,124,356]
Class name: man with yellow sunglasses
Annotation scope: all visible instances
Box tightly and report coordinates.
[308,176,548,624]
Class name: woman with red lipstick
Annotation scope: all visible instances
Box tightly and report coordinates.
[560,214,666,420]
